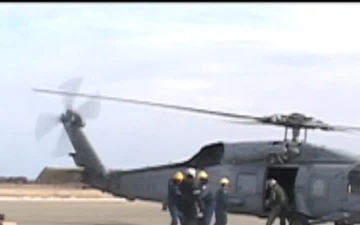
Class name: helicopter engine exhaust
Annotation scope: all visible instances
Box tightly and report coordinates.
[222,141,300,164]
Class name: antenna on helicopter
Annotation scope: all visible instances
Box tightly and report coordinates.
[31,88,360,144]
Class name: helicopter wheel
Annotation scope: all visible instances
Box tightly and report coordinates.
[289,213,309,225]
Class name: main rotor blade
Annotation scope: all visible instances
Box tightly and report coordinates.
[58,77,83,110]
[31,89,260,121]
[326,125,360,132]
[225,120,267,125]
[75,91,101,120]
[336,124,360,131]
[35,113,60,141]
[300,120,360,132]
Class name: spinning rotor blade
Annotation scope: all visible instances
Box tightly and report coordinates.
[224,120,275,126]
[31,89,260,121]
[75,91,101,120]
[332,125,360,131]
[298,120,360,132]
[53,129,73,157]
[58,77,83,110]
[223,119,360,133]
[35,113,60,141]
[32,88,360,135]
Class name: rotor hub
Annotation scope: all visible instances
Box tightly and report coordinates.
[60,110,73,122]
[60,110,85,127]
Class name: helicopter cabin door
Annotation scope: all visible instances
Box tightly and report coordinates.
[231,166,265,214]
[295,164,346,218]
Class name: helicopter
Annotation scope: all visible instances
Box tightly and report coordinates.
[33,77,360,225]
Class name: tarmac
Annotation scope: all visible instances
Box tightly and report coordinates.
[0,198,266,225]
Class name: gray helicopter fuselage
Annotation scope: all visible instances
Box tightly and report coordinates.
[62,118,360,224]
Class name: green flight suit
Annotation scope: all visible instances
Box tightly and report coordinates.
[266,184,289,225]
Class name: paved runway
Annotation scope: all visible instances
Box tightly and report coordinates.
[0,199,266,225]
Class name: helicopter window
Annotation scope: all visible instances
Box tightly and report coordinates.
[347,170,360,194]
[236,174,257,194]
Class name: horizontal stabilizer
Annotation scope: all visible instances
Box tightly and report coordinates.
[36,167,85,185]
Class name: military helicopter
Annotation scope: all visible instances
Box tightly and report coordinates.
[34,78,360,225]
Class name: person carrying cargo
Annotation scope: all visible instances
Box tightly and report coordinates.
[197,170,215,225]
[213,177,230,225]
[180,167,201,225]
[265,178,289,225]
[167,171,185,225]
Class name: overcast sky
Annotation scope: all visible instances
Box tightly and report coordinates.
[2,3,360,178]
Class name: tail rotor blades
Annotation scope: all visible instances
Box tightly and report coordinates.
[53,129,73,157]
[35,113,60,141]
[76,91,101,120]
[34,77,101,157]
[58,77,83,110]
[35,77,84,142]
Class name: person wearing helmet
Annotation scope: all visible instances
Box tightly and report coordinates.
[180,167,201,225]
[265,178,289,225]
[214,177,230,225]
[167,171,185,225]
[197,170,215,225]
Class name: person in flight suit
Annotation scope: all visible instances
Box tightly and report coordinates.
[214,177,230,225]
[180,167,201,225]
[265,178,289,225]
[197,170,215,225]
[167,171,185,225]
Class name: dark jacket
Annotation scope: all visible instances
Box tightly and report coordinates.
[215,188,228,212]
[199,184,215,210]
[167,179,182,206]
[181,178,200,201]
[180,178,201,218]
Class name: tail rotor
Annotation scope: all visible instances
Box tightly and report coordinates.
[59,77,83,111]
[34,77,101,157]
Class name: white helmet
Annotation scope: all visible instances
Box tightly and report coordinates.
[266,178,277,188]
[185,168,196,178]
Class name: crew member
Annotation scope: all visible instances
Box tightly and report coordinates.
[214,177,230,225]
[180,167,201,225]
[265,178,289,225]
[197,170,215,225]
[167,171,185,225]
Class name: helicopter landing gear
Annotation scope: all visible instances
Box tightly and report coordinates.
[335,222,354,225]
[289,213,310,225]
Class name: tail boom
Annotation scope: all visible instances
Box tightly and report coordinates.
[61,117,107,190]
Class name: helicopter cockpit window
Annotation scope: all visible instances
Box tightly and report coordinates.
[347,170,360,194]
